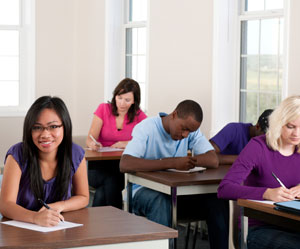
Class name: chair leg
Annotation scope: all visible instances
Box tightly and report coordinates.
[185,222,191,249]
[192,222,198,249]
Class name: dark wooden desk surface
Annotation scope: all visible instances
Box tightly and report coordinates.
[0,206,177,249]
[238,199,300,232]
[130,164,231,187]
[85,149,123,161]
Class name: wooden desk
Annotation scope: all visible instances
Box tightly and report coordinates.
[238,199,300,249]
[0,206,177,249]
[127,165,231,229]
[85,150,123,161]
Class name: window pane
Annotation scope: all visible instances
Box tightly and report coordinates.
[0,0,19,25]
[127,27,146,55]
[132,28,138,54]
[129,0,147,22]
[0,30,19,56]
[260,55,278,91]
[136,56,146,82]
[0,56,19,80]
[278,55,283,89]
[125,56,132,78]
[259,93,280,115]
[241,20,259,55]
[279,18,284,55]
[0,81,19,106]
[261,19,279,55]
[265,0,283,10]
[245,0,264,12]
[137,28,146,54]
[240,91,258,123]
[131,55,138,80]
[126,29,132,54]
[240,56,259,91]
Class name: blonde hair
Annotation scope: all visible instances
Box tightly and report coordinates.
[267,95,300,153]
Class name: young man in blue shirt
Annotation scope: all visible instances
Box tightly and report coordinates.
[120,100,229,249]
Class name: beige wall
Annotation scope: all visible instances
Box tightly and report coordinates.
[1,0,300,165]
[147,0,213,136]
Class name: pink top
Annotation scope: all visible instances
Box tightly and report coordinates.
[94,103,147,147]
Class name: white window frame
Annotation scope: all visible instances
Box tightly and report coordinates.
[238,1,286,123]
[0,0,35,117]
[122,0,148,112]
[211,0,288,137]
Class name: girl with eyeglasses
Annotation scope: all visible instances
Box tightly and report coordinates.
[0,96,89,226]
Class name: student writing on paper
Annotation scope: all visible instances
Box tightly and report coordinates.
[120,100,229,249]
[86,78,147,208]
[0,96,89,227]
[218,95,300,249]
[209,109,273,164]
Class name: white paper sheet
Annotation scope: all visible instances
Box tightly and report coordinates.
[97,147,123,152]
[85,147,123,152]
[167,166,206,173]
[248,199,274,205]
[1,220,83,232]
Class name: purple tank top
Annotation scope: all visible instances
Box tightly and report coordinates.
[5,142,84,211]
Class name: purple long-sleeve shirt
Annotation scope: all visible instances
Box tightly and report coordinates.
[218,135,300,226]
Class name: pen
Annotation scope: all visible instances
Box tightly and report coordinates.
[38,198,64,222]
[271,172,287,189]
[89,134,101,146]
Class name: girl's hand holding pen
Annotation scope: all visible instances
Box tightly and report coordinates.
[89,134,103,151]
[263,187,295,202]
[34,208,64,227]
[38,199,65,226]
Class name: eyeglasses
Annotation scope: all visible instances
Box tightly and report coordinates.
[32,124,63,133]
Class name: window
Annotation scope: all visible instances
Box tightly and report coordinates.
[239,0,284,123]
[0,0,35,116]
[124,0,147,111]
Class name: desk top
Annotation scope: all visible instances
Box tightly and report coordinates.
[0,206,177,249]
[238,199,300,222]
[129,165,231,187]
[85,149,123,161]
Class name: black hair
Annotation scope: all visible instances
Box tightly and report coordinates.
[22,96,72,202]
[175,100,203,123]
[110,78,141,123]
[257,109,273,133]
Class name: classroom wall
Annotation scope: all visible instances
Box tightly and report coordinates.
[1,0,300,165]
[147,0,214,136]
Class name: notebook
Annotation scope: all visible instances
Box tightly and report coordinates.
[274,200,300,215]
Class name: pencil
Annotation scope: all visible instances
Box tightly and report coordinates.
[89,134,101,146]
[271,172,287,189]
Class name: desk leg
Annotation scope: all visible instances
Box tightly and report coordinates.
[127,181,133,213]
[171,187,177,249]
[240,207,248,249]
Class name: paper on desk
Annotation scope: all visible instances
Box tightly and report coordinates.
[248,199,274,205]
[1,220,83,232]
[167,166,206,173]
[97,147,123,152]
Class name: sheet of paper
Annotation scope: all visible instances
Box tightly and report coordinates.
[97,147,123,152]
[167,166,206,173]
[1,220,83,232]
[248,199,274,205]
